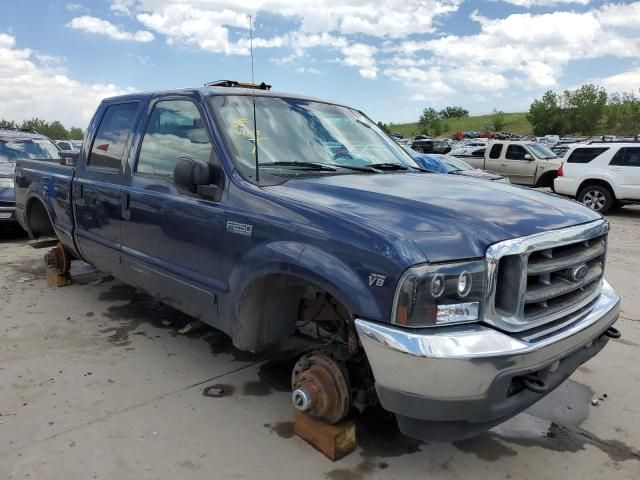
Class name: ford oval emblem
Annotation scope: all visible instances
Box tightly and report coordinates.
[569,264,589,282]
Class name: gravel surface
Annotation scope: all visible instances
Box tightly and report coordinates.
[1,208,639,480]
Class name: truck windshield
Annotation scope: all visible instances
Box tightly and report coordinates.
[209,95,417,178]
[528,143,558,159]
[0,138,60,162]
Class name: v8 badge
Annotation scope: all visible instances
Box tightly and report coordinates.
[368,273,387,287]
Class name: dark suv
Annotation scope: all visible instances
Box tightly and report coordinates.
[0,129,60,223]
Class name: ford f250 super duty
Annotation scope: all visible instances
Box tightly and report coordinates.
[14,82,621,441]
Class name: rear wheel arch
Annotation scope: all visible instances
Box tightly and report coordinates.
[25,196,55,239]
[535,170,558,188]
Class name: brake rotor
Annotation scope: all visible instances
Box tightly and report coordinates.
[291,353,351,424]
[44,243,70,275]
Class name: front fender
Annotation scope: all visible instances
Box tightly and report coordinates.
[223,241,384,322]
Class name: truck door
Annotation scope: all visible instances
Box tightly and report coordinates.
[609,147,640,199]
[502,144,537,185]
[120,97,224,323]
[485,142,503,171]
[74,102,140,276]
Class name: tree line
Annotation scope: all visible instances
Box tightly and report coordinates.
[0,118,84,140]
[527,84,640,137]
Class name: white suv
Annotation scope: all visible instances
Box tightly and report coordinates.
[554,143,640,214]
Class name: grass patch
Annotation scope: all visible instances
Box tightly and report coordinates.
[390,113,533,138]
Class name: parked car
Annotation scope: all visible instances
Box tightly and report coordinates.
[56,140,82,152]
[450,145,486,157]
[402,146,510,183]
[462,140,561,187]
[0,128,60,224]
[554,143,640,214]
[14,83,621,442]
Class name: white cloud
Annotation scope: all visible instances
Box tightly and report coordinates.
[65,3,88,12]
[499,0,591,7]
[592,68,640,94]
[295,66,322,75]
[386,2,640,96]
[340,43,378,79]
[67,15,154,42]
[0,33,131,127]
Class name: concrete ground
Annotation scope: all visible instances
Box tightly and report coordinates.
[1,208,639,480]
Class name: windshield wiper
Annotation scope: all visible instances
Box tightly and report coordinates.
[260,161,337,171]
[368,163,409,171]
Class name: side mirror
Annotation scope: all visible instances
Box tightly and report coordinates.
[173,157,219,200]
[59,151,79,166]
[524,153,533,160]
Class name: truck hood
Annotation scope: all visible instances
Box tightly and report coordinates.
[267,172,600,262]
[0,162,15,178]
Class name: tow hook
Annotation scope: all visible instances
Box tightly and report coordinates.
[522,374,549,394]
[604,326,621,339]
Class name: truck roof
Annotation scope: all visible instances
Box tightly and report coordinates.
[103,85,343,108]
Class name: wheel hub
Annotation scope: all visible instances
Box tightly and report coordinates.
[44,243,70,274]
[291,353,350,424]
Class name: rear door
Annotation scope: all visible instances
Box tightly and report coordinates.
[609,147,640,199]
[501,144,537,185]
[484,142,503,172]
[120,96,225,322]
[73,102,140,276]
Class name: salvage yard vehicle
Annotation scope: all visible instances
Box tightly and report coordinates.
[401,146,509,183]
[554,143,640,214]
[14,82,621,441]
[1,128,60,224]
[462,140,561,187]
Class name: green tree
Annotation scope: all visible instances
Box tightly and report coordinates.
[69,127,85,140]
[0,119,17,129]
[376,121,391,134]
[20,118,49,134]
[527,90,566,136]
[562,84,607,135]
[418,107,440,135]
[439,106,469,119]
[605,91,640,136]
[491,109,507,131]
[46,120,70,140]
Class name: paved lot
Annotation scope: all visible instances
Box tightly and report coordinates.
[1,208,639,480]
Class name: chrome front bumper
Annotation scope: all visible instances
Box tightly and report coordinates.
[355,279,619,433]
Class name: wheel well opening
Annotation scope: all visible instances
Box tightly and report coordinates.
[233,274,353,353]
[27,199,55,238]
[536,170,557,188]
[578,179,615,198]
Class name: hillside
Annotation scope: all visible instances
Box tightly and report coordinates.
[390,112,533,138]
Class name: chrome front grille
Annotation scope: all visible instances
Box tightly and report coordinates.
[485,220,609,333]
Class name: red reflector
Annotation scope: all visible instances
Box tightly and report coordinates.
[557,163,564,177]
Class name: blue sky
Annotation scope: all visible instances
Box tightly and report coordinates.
[1,0,639,128]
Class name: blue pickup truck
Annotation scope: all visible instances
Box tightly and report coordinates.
[14,82,621,441]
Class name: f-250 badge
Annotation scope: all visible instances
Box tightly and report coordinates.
[226,221,253,236]
[368,274,387,287]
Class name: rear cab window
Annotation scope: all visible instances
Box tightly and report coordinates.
[88,103,139,171]
[567,147,608,164]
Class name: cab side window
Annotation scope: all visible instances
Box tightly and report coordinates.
[610,147,640,167]
[506,145,528,160]
[136,100,213,178]
[88,102,139,170]
[489,143,502,159]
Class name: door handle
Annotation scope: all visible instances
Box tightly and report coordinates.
[121,191,131,220]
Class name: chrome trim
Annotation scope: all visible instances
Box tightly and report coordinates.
[485,219,609,332]
[355,280,619,399]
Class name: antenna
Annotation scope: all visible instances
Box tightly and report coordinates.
[249,14,260,182]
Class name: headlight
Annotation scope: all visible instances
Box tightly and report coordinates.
[392,260,485,328]
[0,178,14,188]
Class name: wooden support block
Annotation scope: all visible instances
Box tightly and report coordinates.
[47,268,72,287]
[293,409,356,461]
